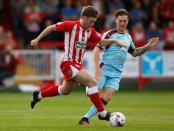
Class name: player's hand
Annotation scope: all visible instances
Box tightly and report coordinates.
[95,69,102,81]
[148,37,159,47]
[30,38,39,46]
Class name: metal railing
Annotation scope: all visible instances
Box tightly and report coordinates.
[13,50,57,81]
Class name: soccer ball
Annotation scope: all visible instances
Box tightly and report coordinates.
[109,112,126,127]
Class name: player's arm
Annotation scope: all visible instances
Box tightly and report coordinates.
[130,37,159,57]
[91,29,126,47]
[30,24,56,46]
[99,39,125,47]
[93,44,102,80]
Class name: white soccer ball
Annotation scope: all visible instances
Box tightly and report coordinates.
[109,112,126,127]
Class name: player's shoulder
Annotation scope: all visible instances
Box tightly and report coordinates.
[124,31,132,39]
[90,26,97,32]
[102,29,117,39]
[62,20,79,25]
[90,27,101,36]
[57,21,78,26]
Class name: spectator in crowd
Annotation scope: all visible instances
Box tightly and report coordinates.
[159,0,174,22]
[0,49,18,88]
[163,21,174,50]
[81,0,91,6]
[10,0,26,46]
[5,31,20,50]
[0,1,2,11]
[147,1,162,28]
[41,18,63,42]
[0,25,7,49]
[22,0,44,47]
[130,0,147,28]
[131,22,147,47]
[104,7,116,31]
[2,0,173,49]
[0,25,20,50]
[146,21,164,50]
[107,0,125,13]
[60,0,80,21]
[38,0,58,18]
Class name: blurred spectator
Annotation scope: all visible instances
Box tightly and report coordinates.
[146,21,164,50]
[0,25,7,49]
[60,0,80,21]
[1,0,173,50]
[131,23,147,47]
[0,25,20,50]
[23,0,44,47]
[0,49,18,88]
[38,0,58,17]
[91,0,105,14]
[104,0,125,30]
[159,0,174,22]
[41,18,63,42]
[91,0,106,32]
[147,1,162,28]
[163,21,174,50]
[80,0,91,6]
[10,0,26,47]
[107,0,125,14]
[105,7,116,30]
[5,31,20,50]
[142,0,151,13]
[0,1,2,11]
[130,0,147,28]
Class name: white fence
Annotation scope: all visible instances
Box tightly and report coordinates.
[13,50,58,82]
[12,50,174,91]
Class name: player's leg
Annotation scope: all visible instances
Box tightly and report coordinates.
[79,89,103,125]
[31,61,79,109]
[79,75,106,125]
[79,76,118,125]
[73,70,110,121]
[31,79,78,109]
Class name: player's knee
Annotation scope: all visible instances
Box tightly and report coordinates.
[103,94,112,102]
[86,80,96,87]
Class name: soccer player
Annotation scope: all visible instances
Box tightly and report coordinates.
[30,6,124,121]
[79,9,159,125]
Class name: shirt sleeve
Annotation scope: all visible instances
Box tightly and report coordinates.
[128,36,136,54]
[55,21,73,32]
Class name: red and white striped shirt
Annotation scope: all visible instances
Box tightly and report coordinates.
[55,20,101,64]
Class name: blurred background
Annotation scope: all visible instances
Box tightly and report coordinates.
[0,0,174,92]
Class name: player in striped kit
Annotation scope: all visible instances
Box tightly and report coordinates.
[30,6,124,121]
[79,9,159,125]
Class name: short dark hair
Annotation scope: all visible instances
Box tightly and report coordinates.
[115,9,130,19]
[81,6,99,18]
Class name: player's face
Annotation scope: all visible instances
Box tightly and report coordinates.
[84,16,97,28]
[115,15,129,32]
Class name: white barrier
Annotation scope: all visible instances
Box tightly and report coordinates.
[12,50,174,91]
[13,50,57,81]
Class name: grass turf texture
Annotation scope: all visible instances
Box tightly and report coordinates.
[0,91,174,131]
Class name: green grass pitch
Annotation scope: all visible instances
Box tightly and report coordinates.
[0,91,174,131]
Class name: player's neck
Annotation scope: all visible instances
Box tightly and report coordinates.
[79,19,87,29]
[116,28,125,34]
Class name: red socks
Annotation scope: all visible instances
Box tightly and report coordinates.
[86,86,104,112]
[41,85,59,97]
